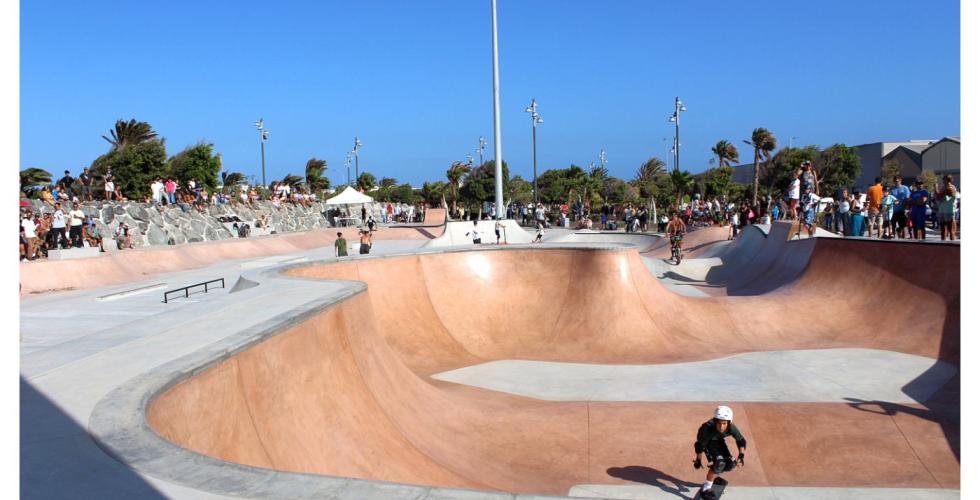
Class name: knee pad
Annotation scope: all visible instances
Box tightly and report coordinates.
[724,458,737,472]
[712,457,727,474]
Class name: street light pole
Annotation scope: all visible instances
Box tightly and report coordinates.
[477,136,486,167]
[524,98,543,205]
[255,119,269,187]
[668,97,687,172]
[490,0,504,220]
[352,137,363,185]
[345,152,352,187]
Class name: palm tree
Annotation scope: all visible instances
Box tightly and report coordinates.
[20,167,52,196]
[744,128,777,205]
[446,161,471,215]
[222,171,245,192]
[304,158,330,192]
[668,169,694,206]
[711,140,740,168]
[635,157,665,182]
[281,174,304,191]
[102,119,158,151]
[379,177,398,189]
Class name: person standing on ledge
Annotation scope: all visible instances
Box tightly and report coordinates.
[334,232,348,257]
[692,405,747,500]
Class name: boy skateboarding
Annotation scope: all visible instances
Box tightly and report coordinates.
[692,406,747,499]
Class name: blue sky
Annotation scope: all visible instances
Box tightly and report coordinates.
[21,0,960,186]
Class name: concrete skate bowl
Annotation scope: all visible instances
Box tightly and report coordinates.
[139,243,959,497]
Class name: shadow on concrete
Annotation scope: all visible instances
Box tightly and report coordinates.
[20,376,166,499]
[606,466,699,499]
[845,372,960,461]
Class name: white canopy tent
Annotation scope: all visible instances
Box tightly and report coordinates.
[324,186,374,227]
[324,185,374,205]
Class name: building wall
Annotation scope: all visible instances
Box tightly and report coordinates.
[853,143,884,189]
[881,147,924,184]
[921,140,960,173]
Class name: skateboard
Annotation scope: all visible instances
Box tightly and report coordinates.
[693,476,727,499]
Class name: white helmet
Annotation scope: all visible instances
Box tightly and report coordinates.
[714,405,733,421]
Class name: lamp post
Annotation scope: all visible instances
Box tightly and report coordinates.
[477,136,486,167]
[345,152,352,187]
[599,148,607,171]
[524,98,543,204]
[489,0,504,220]
[667,97,687,172]
[466,154,474,166]
[254,119,269,187]
[663,137,670,170]
[352,137,363,184]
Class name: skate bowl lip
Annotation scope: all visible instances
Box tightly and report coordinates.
[87,240,959,499]
[88,244,645,500]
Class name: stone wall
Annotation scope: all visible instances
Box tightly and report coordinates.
[22,199,394,248]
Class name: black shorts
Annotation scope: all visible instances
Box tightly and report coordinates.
[706,440,736,472]
[359,244,370,254]
[892,210,906,229]
[473,238,481,244]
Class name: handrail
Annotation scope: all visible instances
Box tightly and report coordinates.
[164,278,225,303]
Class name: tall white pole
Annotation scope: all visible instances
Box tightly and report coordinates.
[490,0,504,219]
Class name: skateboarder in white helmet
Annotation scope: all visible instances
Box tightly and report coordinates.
[692,405,747,499]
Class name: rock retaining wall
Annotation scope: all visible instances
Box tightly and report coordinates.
[22,199,393,248]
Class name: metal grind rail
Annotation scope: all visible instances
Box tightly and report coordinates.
[164,278,225,303]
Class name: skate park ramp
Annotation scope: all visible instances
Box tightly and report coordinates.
[423,219,531,247]
[143,235,960,497]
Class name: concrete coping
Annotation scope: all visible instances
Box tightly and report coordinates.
[87,244,642,499]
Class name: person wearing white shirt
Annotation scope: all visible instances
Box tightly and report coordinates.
[465,220,481,244]
[150,178,164,204]
[68,202,86,247]
[50,202,68,249]
[21,212,38,259]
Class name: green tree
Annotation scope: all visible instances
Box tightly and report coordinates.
[392,183,418,203]
[20,168,53,196]
[304,158,330,193]
[704,166,733,199]
[91,139,168,198]
[221,171,246,192]
[601,177,640,205]
[668,169,695,205]
[881,159,902,186]
[632,157,666,200]
[459,161,510,212]
[920,169,938,191]
[767,145,818,198]
[379,177,398,188]
[535,165,588,205]
[508,175,534,205]
[167,142,222,192]
[446,161,472,214]
[356,172,376,192]
[747,128,777,205]
[711,140,740,168]
[281,174,304,191]
[421,181,446,207]
[102,119,158,151]
[816,144,861,196]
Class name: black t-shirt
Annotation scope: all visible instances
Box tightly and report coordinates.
[79,173,92,186]
[59,175,75,188]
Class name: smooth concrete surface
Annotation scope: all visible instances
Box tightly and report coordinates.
[568,484,959,499]
[431,348,957,403]
[20,222,959,499]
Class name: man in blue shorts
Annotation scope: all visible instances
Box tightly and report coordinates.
[909,180,930,240]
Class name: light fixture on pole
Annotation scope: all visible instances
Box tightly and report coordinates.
[254,118,269,187]
[524,98,543,204]
[599,148,607,171]
[489,0,504,220]
[477,136,486,167]
[667,97,687,171]
[466,154,474,166]
[352,137,363,183]
[345,152,352,187]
